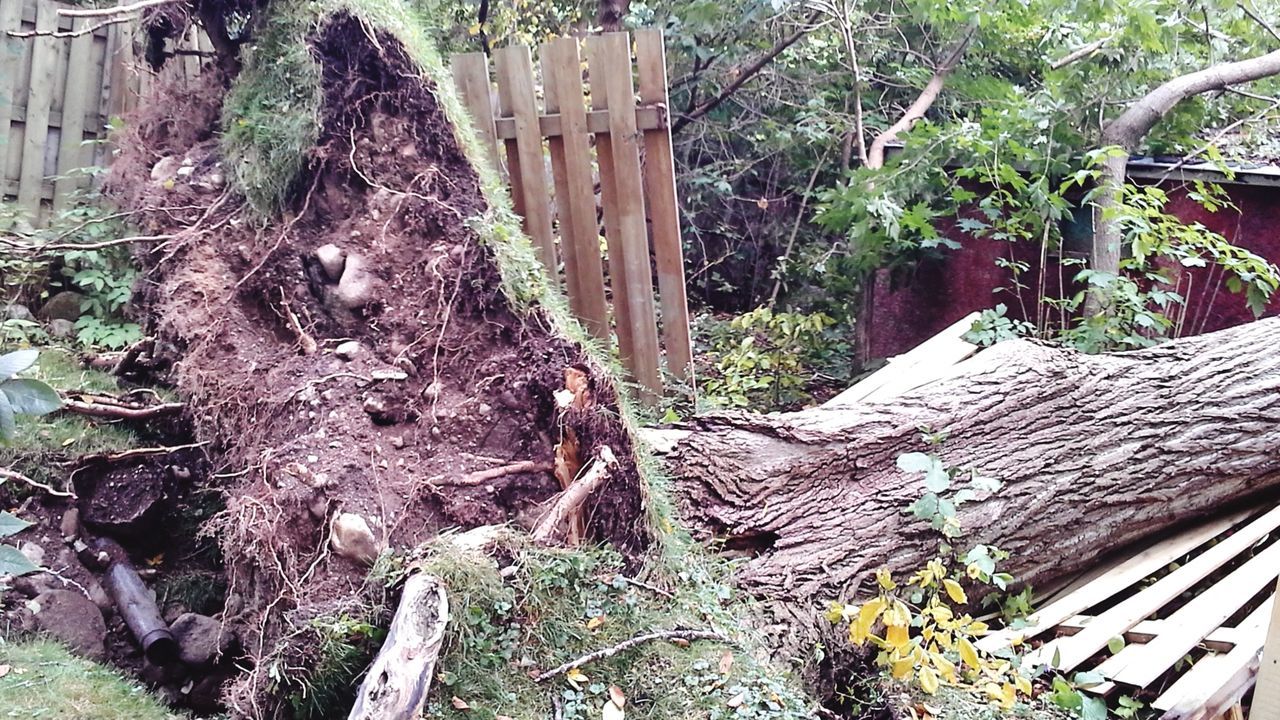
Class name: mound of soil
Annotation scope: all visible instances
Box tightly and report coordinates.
[107,10,649,714]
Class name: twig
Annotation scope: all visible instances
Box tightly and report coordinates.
[0,233,175,256]
[1239,0,1280,42]
[7,15,134,38]
[73,441,208,465]
[60,397,184,420]
[58,0,179,17]
[1049,36,1112,70]
[442,461,555,486]
[1156,98,1280,183]
[533,629,729,682]
[531,447,616,544]
[0,467,75,499]
[614,574,675,599]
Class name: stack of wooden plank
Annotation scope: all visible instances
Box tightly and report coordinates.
[977,506,1280,720]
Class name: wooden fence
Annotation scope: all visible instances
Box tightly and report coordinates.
[450,30,694,404]
[0,0,208,222]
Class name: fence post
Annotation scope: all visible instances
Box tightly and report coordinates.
[54,17,95,211]
[494,44,559,278]
[635,28,694,389]
[0,0,22,200]
[540,37,610,341]
[449,52,501,176]
[585,32,662,404]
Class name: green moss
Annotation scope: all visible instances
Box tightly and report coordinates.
[0,639,185,719]
[0,348,140,490]
[408,534,815,720]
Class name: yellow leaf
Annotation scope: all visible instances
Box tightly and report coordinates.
[876,568,897,591]
[942,579,967,604]
[999,683,1017,709]
[1014,674,1033,696]
[958,637,980,669]
[885,624,910,650]
[145,553,164,567]
[467,22,481,35]
[967,620,990,636]
[586,615,605,631]
[918,666,940,695]
[891,655,915,680]
[884,599,911,627]
[718,650,734,675]
[931,652,957,683]
[567,668,588,688]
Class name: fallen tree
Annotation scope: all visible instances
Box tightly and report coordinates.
[664,318,1280,601]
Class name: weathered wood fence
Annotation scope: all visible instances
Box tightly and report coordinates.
[450,30,694,403]
[0,0,207,222]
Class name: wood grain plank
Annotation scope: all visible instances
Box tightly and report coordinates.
[449,52,501,174]
[492,105,665,139]
[1061,616,1242,654]
[16,0,56,214]
[586,32,662,404]
[976,508,1254,654]
[539,41,581,312]
[635,27,693,386]
[831,313,980,407]
[1153,595,1274,713]
[493,44,558,277]
[0,0,24,198]
[1256,579,1280,720]
[541,37,609,341]
[1027,505,1280,671]
[1108,539,1280,687]
[54,16,93,210]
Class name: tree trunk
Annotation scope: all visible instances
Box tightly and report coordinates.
[1088,49,1280,313]
[663,318,1280,601]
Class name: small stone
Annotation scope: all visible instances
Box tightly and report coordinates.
[170,613,235,667]
[334,341,362,361]
[38,291,84,322]
[390,436,405,449]
[60,508,80,541]
[47,318,75,338]
[423,382,442,401]
[12,572,56,598]
[315,244,347,281]
[478,403,493,415]
[362,395,386,416]
[335,254,378,309]
[431,426,442,440]
[176,165,195,178]
[150,156,182,183]
[329,513,382,565]
[4,304,32,321]
[33,590,107,660]
[19,542,44,567]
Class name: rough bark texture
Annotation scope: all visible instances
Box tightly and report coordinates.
[667,318,1280,601]
[1090,48,1280,295]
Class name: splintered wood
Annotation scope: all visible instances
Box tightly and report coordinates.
[978,507,1280,720]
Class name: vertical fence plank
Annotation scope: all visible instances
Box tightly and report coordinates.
[449,52,501,175]
[493,44,558,277]
[586,32,662,403]
[1256,578,1280,720]
[541,37,610,341]
[539,41,584,322]
[0,0,22,199]
[54,16,93,211]
[181,23,198,81]
[635,28,694,386]
[17,0,57,214]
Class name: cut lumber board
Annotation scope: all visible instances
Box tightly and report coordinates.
[1108,539,1280,687]
[1026,505,1280,671]
[977,508,1253,653]
[1153,595,1274,713]
[828,313,979,406]
[1244,577,1280,720]
[1060,616,1243,654]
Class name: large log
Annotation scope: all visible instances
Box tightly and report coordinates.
[666,318,1280,601]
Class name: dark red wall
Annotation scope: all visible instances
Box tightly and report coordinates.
[868,182,1280,358]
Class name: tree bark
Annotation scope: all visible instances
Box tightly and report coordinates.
[1089,48,1280,312]
[664,318,1280,602]
[348,573,449,720]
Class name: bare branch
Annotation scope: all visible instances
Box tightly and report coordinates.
[7,16,133,38]
[58,0,180,18]
[1049,36,1112,70]
[533,629,729,682]
[1238,0,1280,43]
[61,397,185,420]
[0,467,75,499]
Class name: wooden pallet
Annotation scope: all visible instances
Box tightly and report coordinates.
[977,506,1280,719]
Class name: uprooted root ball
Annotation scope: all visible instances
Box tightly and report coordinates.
[108,10,649,715]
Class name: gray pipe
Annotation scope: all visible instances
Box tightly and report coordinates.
[95,539,178,665]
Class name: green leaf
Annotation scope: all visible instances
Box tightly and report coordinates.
[0,544,39,576]
[0,349,38,381]
[1081,695,1108,720]
[1073,671,1106,688]
[0,390,15,441]
[1107,636,1126,655]
[1,379,61,415]
[0,511,32,539]
[924,464,952,492]
[896,452,933,474]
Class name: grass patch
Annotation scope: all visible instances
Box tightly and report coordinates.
[0,638,184,719]
[0,347,140,490]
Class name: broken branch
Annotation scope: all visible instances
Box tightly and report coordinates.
[348,573,449,720]
[6,16,133,38]
[57,0,180,17]
[532,447,617,544]
[0,467,75,499]
[61,397,185,420]
[534,629,729,682]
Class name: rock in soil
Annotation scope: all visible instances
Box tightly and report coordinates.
[80,463,166,537]
[3,303,32,321]
[33,589,108,660]
[335,253,378,308]
[19,542,45,567]
[60,508,81,541]
[37,291,84,321]
[315,243,347,280]
[170,612,235,667]
[47,318,75,338]
[330,512,381,565]
[334,340,362,360]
